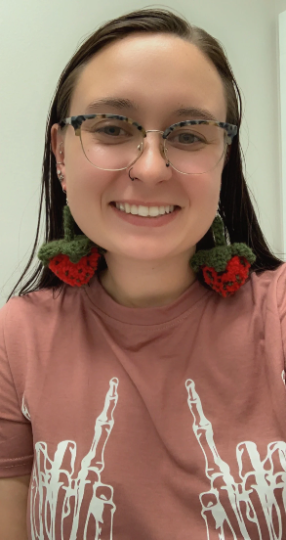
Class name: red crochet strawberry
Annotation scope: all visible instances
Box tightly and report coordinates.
[49,247,100,287]
[38,206,103,287]
[190,215,256,297]
[202,255,251,298]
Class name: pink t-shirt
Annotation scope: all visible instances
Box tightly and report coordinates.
[1,265,286,540]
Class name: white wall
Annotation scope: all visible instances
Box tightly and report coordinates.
[278,5,286,254]
[0,0,283,306]
[277,0,286,14]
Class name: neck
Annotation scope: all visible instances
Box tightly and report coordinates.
[98,251,197,308]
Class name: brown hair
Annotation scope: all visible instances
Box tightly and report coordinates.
[7,6,283,300]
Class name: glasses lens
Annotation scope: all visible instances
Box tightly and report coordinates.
[80,117,142,170]
[165,123,227,174]
[80,117,227,173]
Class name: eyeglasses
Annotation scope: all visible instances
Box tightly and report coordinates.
[58,113,238,175]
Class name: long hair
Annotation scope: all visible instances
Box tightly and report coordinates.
[7,7,283,300]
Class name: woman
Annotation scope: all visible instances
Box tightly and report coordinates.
[1,7,285,540]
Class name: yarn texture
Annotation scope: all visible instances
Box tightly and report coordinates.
[38,206,101,286]
[190,215,256,297]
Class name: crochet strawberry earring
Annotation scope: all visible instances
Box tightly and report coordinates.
[38,155,256,295]
[38,204,102,286]
[190,213,256,297]
[38,151,102,287]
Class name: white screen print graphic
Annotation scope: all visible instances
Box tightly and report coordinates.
[185,379,286,540]
[30,377,119,540]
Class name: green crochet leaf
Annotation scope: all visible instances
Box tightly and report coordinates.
[230,243,256,264]
[190,243,256,273]
[38,205,99,266]
[190,215,256,273]
[211,215,226,246]
[190,245,232,273]
[38,235,94,266]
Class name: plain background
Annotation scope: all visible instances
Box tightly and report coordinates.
[0,0,286,307]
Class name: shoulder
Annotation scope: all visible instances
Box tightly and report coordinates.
[0,285,88,347]
[0,286,64,326]
[198,263,286,318]
[227,262,286,321]
[248,262,286,303]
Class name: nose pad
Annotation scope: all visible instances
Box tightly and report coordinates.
[136,138,167,162]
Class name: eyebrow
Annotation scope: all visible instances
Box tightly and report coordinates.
[85,97,217,122]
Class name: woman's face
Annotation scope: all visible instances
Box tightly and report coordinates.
[51,34,228,264]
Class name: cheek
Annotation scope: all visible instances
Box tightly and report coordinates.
[185,171,221,209]
[64,166,116,241]
[65,160,110,205]
[183,173,221,237]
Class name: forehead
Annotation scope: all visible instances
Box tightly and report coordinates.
[69,34,227,121]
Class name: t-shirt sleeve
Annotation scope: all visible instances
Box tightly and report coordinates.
[0,301,34,478]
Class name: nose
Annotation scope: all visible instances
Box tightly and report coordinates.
[129,129,171,183]
[145,129,166,157]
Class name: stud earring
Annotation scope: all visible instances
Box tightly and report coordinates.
[56,149,64,181]
[57,169,64,181]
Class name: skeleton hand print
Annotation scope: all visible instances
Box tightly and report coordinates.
[185,379,286,540]
[30,378,119,540]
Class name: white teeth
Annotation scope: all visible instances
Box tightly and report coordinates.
[149,207,160,217]
[115,203,175,217]
[138,205,149,217]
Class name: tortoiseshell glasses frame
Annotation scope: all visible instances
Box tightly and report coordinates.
[58,113,238,174]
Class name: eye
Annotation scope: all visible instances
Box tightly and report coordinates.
[82,118,135,141]
[167,128,207,146]
[176,132,205,144]
[97,125,130,137]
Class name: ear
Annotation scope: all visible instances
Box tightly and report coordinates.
[51,124,66,191]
